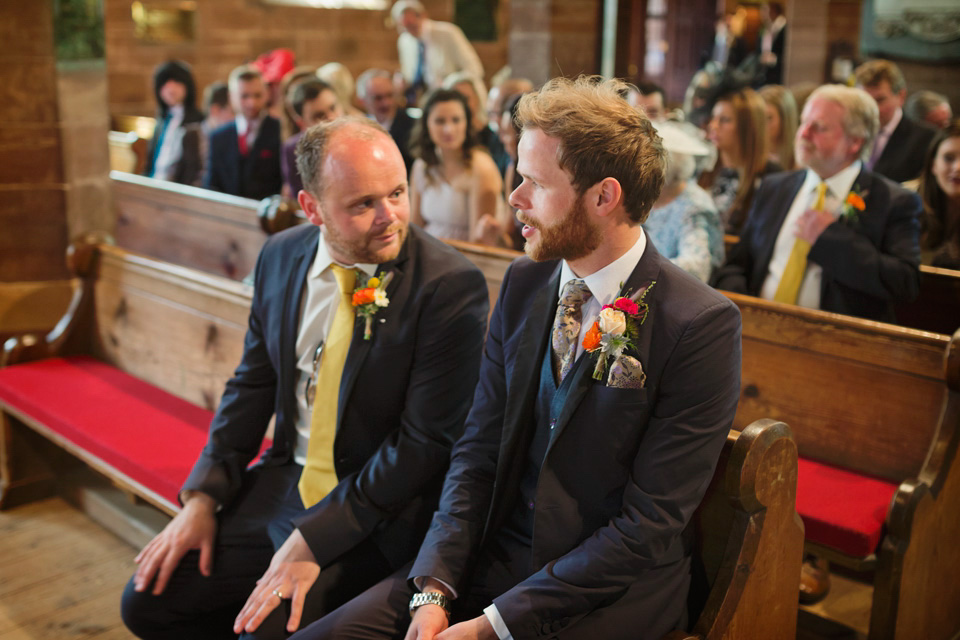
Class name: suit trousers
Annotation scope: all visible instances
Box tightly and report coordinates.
[288,550,691,640]
[121,463,395,640]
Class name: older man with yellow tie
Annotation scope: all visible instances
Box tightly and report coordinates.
[714,84,922,323]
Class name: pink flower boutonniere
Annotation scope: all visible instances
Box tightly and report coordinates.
[582,281,656,381]
[351,270,393,340]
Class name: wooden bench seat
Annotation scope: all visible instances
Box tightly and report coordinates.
[0,355,214,511]
[0,239,254,516]
[729,293,960,640]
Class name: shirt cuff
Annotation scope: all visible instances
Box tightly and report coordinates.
[411,576,459,599]
[483,604,514,640]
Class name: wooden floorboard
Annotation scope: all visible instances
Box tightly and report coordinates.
[0,498,137,640]
[0,496,877,639]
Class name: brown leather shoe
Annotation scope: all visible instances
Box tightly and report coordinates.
[799,554,831,605]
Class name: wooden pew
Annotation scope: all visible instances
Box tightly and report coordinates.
[726,294,960,640]
[664,419,803,640]
[111,171,302,281]
[723,233,960,335]
[0,238,252,516]
[451,241,960,639]
[0,281,73,344]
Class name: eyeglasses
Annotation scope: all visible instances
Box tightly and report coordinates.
[304,341,324,411]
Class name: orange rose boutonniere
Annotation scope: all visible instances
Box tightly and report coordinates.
[840,185,867,224]
[581,281,656,381]
[351,270,393,340]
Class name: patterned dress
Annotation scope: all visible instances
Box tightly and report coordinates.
[644,182,725,283]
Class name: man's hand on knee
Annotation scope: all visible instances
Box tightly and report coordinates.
[134,492,217,595]
[233,528,320,634]
[436,616,498,640]
[404,603,450,640]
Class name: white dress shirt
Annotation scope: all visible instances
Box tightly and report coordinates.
[759,161,862,310]
[151,105,185,181]
[398,19,485,92]
[482,229,648,640]
[292,231,377,464]
[868,107,901,170]
[235,112,264,151]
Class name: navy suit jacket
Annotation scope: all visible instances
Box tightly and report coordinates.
[205,116,283,200]
[713,168,921,322]
[182,223,489,569]
[872,116,936,183]
[410,240,742,638]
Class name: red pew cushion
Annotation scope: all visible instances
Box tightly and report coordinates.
[796,456,899,557]
[0,355,213,507]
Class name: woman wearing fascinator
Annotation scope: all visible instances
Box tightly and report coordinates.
[643,121,725,283]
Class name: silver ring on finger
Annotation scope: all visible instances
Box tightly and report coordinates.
[272,589,284,600]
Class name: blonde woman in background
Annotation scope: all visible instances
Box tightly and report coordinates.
[760,84,798,171]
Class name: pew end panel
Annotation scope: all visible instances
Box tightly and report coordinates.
[870,328,960,640]
[661,419,802,640]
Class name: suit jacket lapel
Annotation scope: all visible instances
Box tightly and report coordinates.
[547,240,664,450]
[336,235,411,430]
[280,228,317,422]
[488,263,560,522]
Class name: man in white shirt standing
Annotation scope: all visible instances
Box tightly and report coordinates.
[715,84,921,323]
[391,1,485,106]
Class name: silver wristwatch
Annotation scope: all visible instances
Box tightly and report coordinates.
[409,591,451,616]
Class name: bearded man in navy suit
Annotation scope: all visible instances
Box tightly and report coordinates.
[205,65,284,200]
[286,76,743,640]
[714,84,921,323]
[121,117,488,639]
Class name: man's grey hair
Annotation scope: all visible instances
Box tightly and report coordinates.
[295,116,390,196]
[807,84,880,162]
[391,0,424,23]
[905,90,950,123]
[357,68,392,100]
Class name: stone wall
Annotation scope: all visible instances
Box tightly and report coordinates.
[0,3,69,281]
[105,0,511,118]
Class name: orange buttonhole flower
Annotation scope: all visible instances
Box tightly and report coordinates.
[846,192,866,211]
[582,321,603,351]
[352,288,376,306]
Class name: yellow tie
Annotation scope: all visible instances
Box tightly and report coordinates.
[773,182,828,305]
[299,264,356,507]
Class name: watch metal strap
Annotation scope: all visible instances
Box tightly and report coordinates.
[409,591,451,616]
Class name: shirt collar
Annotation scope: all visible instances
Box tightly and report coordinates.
[235,112,264,135]
[806,160,862,204]
[880,107,902,140]
[419,19,433,41]
[558,229,647,306]
[309,228,379,280]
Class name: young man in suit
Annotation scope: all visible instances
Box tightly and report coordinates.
[855,59,937,183]
[205,65,284,200]
[287,76,743,640]
[121,117,489,639]
[714,84,922,324]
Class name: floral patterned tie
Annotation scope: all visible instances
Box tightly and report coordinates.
[551,279,592,383]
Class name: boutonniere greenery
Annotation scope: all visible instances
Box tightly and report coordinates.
[840,185,867,224]
[351,270,393,340]
[582,281,656,381]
